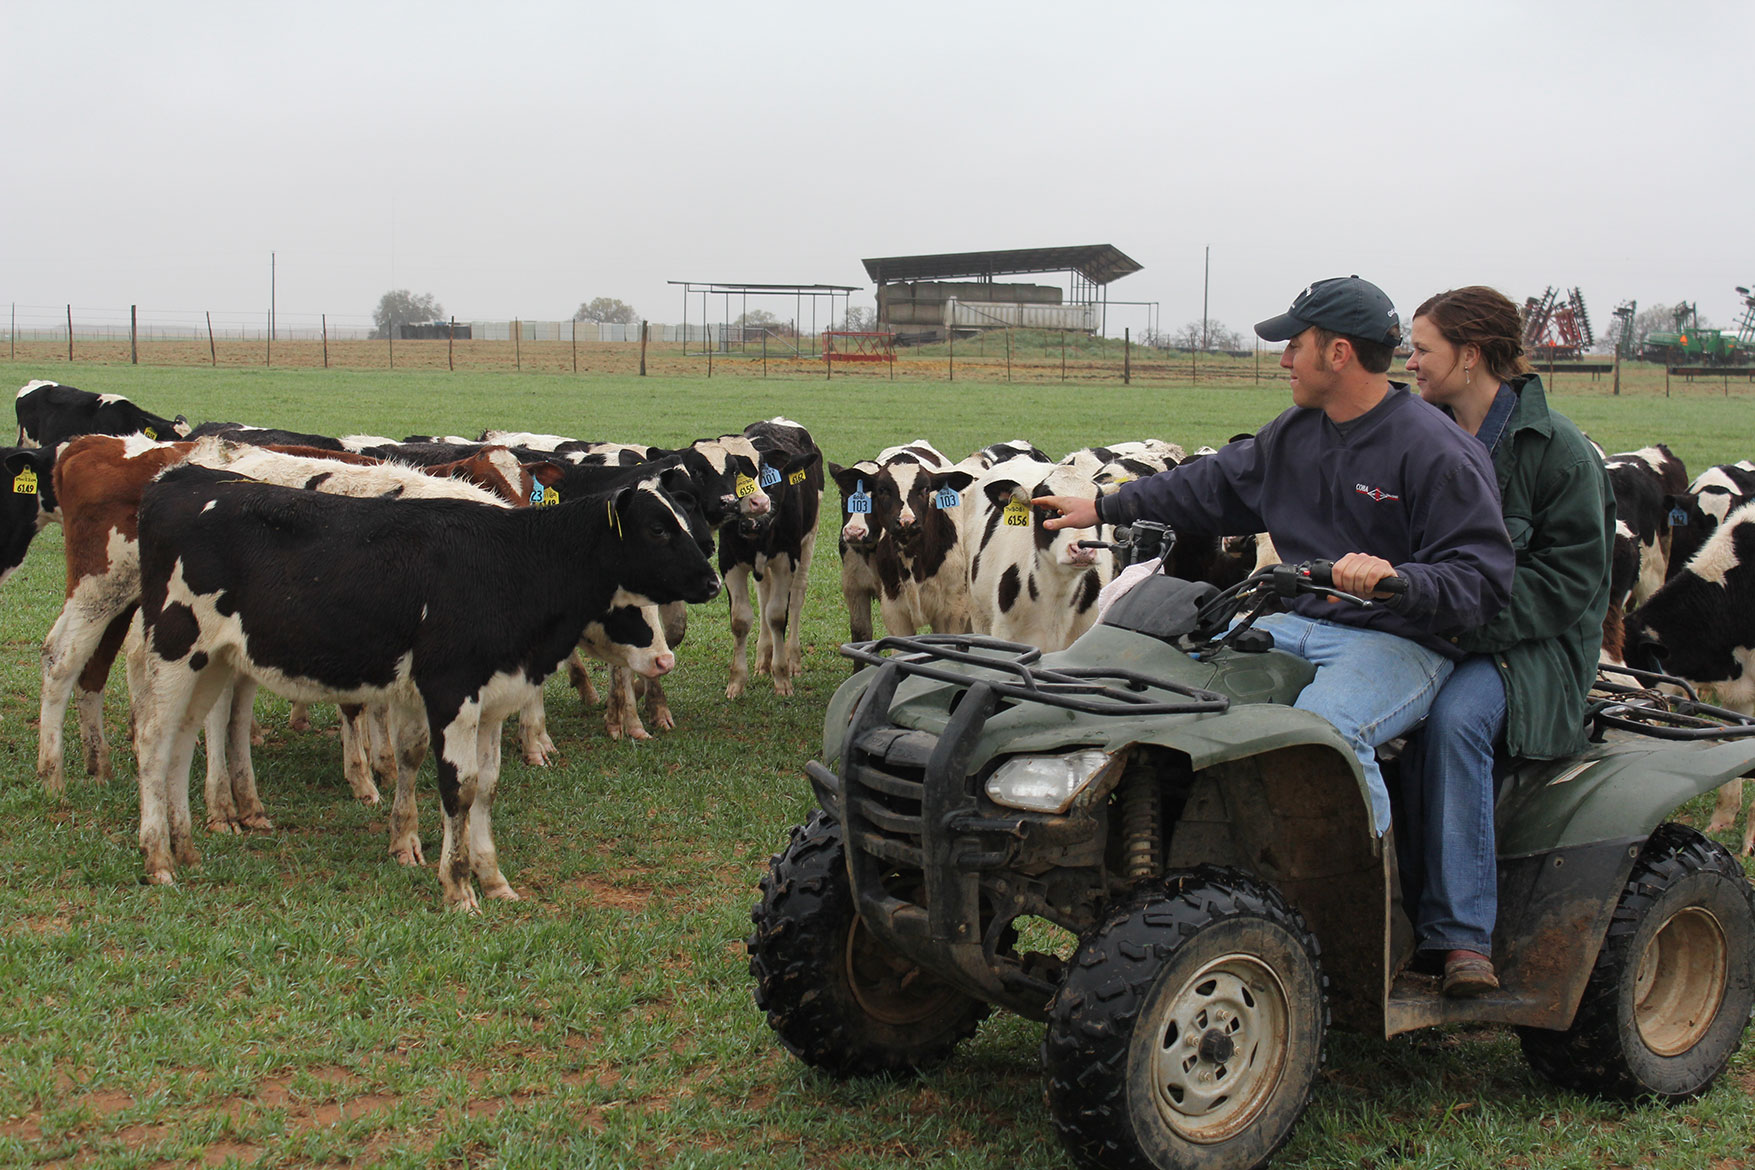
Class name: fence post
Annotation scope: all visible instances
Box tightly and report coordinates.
[514,319,521,371]
[1006,327,1012,382]
[640,321,649,376]
[707,326,712,378]
[130,305,138,365]
[949,328,954,383]
[1612,347,1620,396]
[388,320,394,370]
[67,304,73,363]
[1124,327,1130,385]
[320,314,328,369]
[1061,330,1066,382]
[762,331,767,377]
[9,303,13,362]
[825,332,831,381]
[450,316,456,372]
[266,311,271,367]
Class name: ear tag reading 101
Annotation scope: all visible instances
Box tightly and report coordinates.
[736,473,758,498]
[1004,499,1031,526]
[847,479,871,514]
[935,486,961,509]
[1669,506,1689,527]
[12,468,38,495]
[787,468,808,485]
[760,466,782,488]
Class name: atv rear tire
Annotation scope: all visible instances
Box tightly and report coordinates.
[747,810,989,1077]
[1519,822,1755,1099]
[1043,867,1327,1170]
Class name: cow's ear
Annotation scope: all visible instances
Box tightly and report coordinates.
[659,466,697,505]
[983,479,1018,508]
[783,448,821,475]
[3,447,51,476]
[826,461,845,480]
[934,469,976,493]
[525,461,567,488]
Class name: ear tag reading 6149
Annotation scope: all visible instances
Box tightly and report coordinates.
[848,479,871,514]
[934,486,961,509]
[736,473,758,499]
[1004,499,1031,526]
[760,466,782,488]
[12,468,38,495]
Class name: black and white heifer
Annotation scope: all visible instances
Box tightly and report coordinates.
[133,464,720,909]
[1666,461,1755,577]
[827,459,892,644]
[184,421,348,451]
[721,418,823,698]
[1,445,59,586]
[967,457,1113,651]
[1603,444,1690,614]
[1622,500,1755,854]
[16,380,189,449]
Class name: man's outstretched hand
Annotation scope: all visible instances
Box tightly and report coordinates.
[1033,495,1099,530]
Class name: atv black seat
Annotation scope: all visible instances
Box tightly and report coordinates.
[839,634,1229,717]
[1099,573,1221,640]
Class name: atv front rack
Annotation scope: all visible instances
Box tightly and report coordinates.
[840,634,1230,717]
[1588,664,1755,740]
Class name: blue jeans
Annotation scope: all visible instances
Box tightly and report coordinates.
[1251,612,1455,836]
[1396,654,1504,956]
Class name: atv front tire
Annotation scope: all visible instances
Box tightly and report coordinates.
[1043,867,1327,1170]
[1519,822,1755,1099]
[748,810,989,1077]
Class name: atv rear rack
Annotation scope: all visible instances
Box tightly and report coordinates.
[1589,664,1755,740]
[840,634,1230,717]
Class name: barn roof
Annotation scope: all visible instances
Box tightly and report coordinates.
[861,244,1142,287]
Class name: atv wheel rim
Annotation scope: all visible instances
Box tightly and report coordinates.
[1634,906,1728,1057]
[1149,952,1290,1143]
[844,918,962,1026]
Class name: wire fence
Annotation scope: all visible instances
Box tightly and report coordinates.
[3,301,1724,393]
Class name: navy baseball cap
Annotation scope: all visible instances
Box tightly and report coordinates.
[1255,276,1401,346]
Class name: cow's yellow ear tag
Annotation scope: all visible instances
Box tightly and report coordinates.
[12,468,38,495]
[1003,500,1031,527]
[735,474,758,498]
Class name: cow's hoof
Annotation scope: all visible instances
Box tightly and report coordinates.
[353,787,383,807]
[482,883,521,902]
[1709,815,1735,833]
[207,819,241,835]
[145,869,176,886]
[242,814,274,832]
[725,681,746,700]
[38,768,65,797]
[650,710,676,732]
[522,747,551,767]
[625,727,652,742]
[773,678,795,698]
[446,893,482,914]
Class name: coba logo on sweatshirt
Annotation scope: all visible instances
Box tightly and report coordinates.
[1355,483,1401,503]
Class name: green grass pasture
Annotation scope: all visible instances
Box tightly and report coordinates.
[2,360,1753,1168]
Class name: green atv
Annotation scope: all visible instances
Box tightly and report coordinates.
[747,524,1755,1170]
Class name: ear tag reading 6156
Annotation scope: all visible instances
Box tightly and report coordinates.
[1004,499,1031,526]
[935,486,961,509]
[735,473,758,499]
[847,480,871,514]
[760,466,782,488]
[12,468,38,495]
[1669,506,1689,527]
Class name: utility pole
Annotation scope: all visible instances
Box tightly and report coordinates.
[1201,245,1210,353]
[270,252,277,343]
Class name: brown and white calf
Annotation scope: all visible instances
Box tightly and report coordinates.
[132,463,718,908]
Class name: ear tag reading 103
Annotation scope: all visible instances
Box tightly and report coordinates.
[736,473,758,498]
[1669,506,1689,527]
[1004,500,1031,526]
[760,466,782,488]
[847,480,871,514]
[934,486,961,509]
[12,468,38,495]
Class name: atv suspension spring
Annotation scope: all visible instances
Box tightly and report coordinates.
[1118,768,1163,880]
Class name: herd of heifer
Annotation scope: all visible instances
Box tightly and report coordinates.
[3,378,1754,912]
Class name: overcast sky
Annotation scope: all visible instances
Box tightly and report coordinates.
[4,0,1750,339]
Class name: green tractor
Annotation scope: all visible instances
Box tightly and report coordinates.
[1640,297,1755,366]
[748,528,1755,1170]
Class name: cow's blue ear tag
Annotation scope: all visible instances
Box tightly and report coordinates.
[530,483,545,505]
[848,479,871,514]
[1669,506,1689,527]
[935,486,961,509]
[760,466,782,488]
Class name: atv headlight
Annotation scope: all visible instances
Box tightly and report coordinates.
[985,748,1113,814]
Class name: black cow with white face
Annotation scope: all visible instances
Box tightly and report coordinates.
[1623,500,1755,854]
[16,380,189,448]
[1665,461,1755,577]
[0,445,58,586]
[133,463,720,909]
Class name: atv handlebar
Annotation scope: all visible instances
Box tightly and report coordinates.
[1291,559,1408,599]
